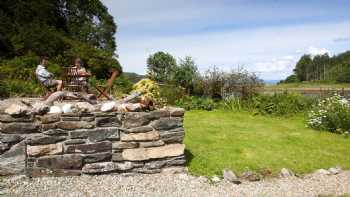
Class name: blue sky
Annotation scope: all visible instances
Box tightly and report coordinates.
[101,0,350,80]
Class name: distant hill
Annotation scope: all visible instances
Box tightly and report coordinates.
[123,72,145,83]
[264,80,280,85]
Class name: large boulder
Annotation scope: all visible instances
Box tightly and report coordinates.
[4,104,30,116]
[100,102,117,112]
[48,106,62,114]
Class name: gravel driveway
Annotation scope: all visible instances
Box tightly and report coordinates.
[2,171,350,197]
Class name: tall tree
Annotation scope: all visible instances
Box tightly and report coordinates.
[172,56,198,93]
[146,51,177,82]
[0,0,117,57]
[294,55,312,81]
[64,0,117,53]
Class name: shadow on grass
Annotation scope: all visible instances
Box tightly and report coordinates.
[185,149,194,167]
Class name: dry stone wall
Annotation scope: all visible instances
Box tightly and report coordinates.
[0,107,186,177]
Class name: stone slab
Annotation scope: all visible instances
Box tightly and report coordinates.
[121,131,160,142]
[27,143,63,157]
[36,154,83,169]
[65,141,112,154]
[0,122,40,134]
[122,144,185,161]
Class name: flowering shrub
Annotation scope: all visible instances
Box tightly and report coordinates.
[307,94,350,134]
[132,79,162,103]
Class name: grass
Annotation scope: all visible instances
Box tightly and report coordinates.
[184,110,350,176]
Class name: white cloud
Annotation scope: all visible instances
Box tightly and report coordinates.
[308,46,330,56]
[117,21,350,79]
[101,1,350,80]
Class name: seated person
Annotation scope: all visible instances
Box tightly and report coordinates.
[35,56,62,91]
[72,57,91,91]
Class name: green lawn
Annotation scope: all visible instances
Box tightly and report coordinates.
[184,110,350,176]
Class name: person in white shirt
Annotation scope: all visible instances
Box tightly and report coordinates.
[35,56,63,91]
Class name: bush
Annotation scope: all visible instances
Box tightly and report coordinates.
[249,92,316,116]
[221,92,317,116]
[221,96,245,111]
[132,79,162,104]
[279,74,299,84]
[0,79,43,97]
[307,94,350,134]
[159,84,185,105]
[175,96,217,111]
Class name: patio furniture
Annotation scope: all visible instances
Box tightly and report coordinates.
[61,67,90,93]
[95,69,120,100]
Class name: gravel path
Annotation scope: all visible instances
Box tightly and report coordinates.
[2,171,350,197]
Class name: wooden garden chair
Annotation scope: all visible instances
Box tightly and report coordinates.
[61,67,87,92]
[95,69,120,100]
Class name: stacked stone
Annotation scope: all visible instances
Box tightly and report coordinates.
[0,107,186,177]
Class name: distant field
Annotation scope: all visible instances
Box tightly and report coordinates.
[184,110,350,176]
[265,82,350,90]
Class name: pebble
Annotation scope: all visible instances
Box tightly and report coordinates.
[279,168,294,178]
[211,175,221,183]
[2,171,350,197]
[328,166,342,175]
[315,169,331,175]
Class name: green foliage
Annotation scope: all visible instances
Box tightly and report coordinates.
[0,0,116,58]
[307,94,350,134]
[336,65,350,83]
[65,0,117,53]
[172,56,199,93]
[248,92,316,116]
[0,0,120,96]
[146,51,177,82]
[123,72,145,83]
[132,79,161,103]
[0,79,43,97]
[175,96,217,111]
[287,50,350,83]
[294,54,313,81]
[221,96,245,111]
[279,74,299,84]
[221,92,316,116]
[61,39,121,78]
[159,84,185,105]
[89,74,133,99]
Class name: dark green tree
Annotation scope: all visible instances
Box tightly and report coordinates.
[146,51,177,82]
[0,0,120,79]
[172,56,198,93]
[294,55,312,81]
